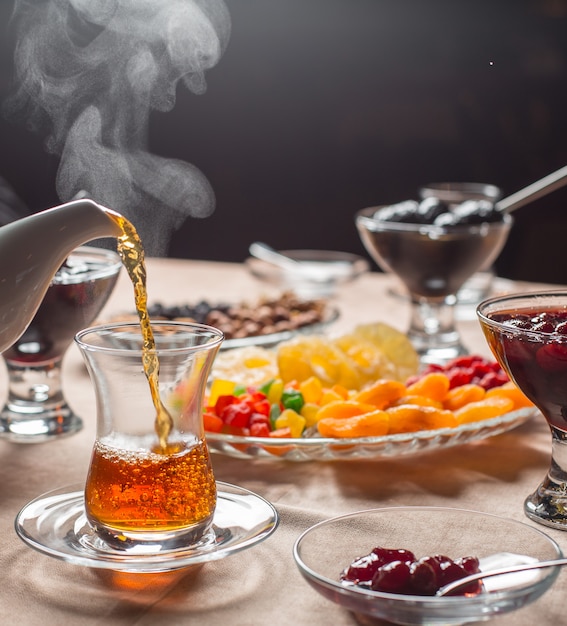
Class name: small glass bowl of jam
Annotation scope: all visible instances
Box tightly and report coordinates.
[293,506,561,625]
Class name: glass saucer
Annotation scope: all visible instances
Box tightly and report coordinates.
[15,482,279,573]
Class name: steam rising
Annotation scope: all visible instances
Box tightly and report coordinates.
[5,0,231,255]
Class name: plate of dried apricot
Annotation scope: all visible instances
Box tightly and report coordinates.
[203,324,536,461]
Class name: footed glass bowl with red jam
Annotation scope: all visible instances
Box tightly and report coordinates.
[477,291,567,529]
[293,507,561,626]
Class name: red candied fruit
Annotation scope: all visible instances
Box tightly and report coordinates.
[371,560,412,594]
[341,547,481,597]
[408,354,509,391]
[341,552,382,584]
[341,547,416,584]
[371,547,416,562]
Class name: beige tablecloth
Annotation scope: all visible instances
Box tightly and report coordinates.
[0,259,564,626]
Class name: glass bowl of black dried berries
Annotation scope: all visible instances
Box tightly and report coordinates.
[293,507,561,625]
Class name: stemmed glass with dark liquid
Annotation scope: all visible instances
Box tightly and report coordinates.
[356,201,512,365]
[478,291,567,529]
[0,246,122,442]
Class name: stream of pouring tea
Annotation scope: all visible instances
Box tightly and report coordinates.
[109,212,173,452]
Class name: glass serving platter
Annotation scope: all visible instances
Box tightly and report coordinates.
[205,407,536,462]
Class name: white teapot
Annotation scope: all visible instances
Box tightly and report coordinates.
[0,199,124,352]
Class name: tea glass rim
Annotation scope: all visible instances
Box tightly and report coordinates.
[355,206,513,234]
[477,290,567,339]
[75,320,225,356]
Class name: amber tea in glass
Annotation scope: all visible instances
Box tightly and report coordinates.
[76,321,224,548]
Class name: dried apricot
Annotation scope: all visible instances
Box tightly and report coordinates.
[386,404,457,434]
[353,379,407,409]
[443,384,486,411]
[317,410,389,438]
[485,382,534,410]
[455,396,515,424]
[406,372,451,402]
[315,400,376,421]
[391,394,443,409]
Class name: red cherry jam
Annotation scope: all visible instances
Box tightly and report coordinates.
[483,308,567,431]
[340,546,481,596]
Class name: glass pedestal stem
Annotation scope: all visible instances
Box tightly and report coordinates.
[407,294,467,365]
[525,425,567,529]
[0,358,82,443]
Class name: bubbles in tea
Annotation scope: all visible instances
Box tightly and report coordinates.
[85,437,216,535]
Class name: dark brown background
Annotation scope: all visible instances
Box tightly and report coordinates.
[1,0,567,283]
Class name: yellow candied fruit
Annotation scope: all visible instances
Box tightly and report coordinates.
[354,379,407,409]
[443,384,486,411]
[320,388,346,406]
[455,396,515,424]
[485,382,534,409]
[207,379,236,406]
[299,376,323,404]
[300,402,321,427]
[317,410,389,438]
[267,378,284,404]
[275,409,306,438]
[386,404,457,434]
[315,400,377,421]
[406,372,450,402]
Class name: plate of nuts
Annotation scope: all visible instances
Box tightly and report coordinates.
[108,292,339,351]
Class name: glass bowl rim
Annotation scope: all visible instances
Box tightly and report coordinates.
[477,290,567,339]
[245,249,370,281]
[355,206,513,234]
[293,505,563,606]
[51,245,123,284]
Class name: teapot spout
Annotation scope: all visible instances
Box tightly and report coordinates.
[0,199,126,353]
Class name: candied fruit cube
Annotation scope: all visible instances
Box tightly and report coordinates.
[274,409,306,438]
[300,402,321,427]
[298,376,323,404]
[208,379,236,406]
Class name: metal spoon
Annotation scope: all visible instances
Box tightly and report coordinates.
[496,165,567,213]
[248,242,355,283]
[248,242,305,272]
[436,556,567,597]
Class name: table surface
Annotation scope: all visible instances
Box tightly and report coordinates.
[0,258,564,626]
